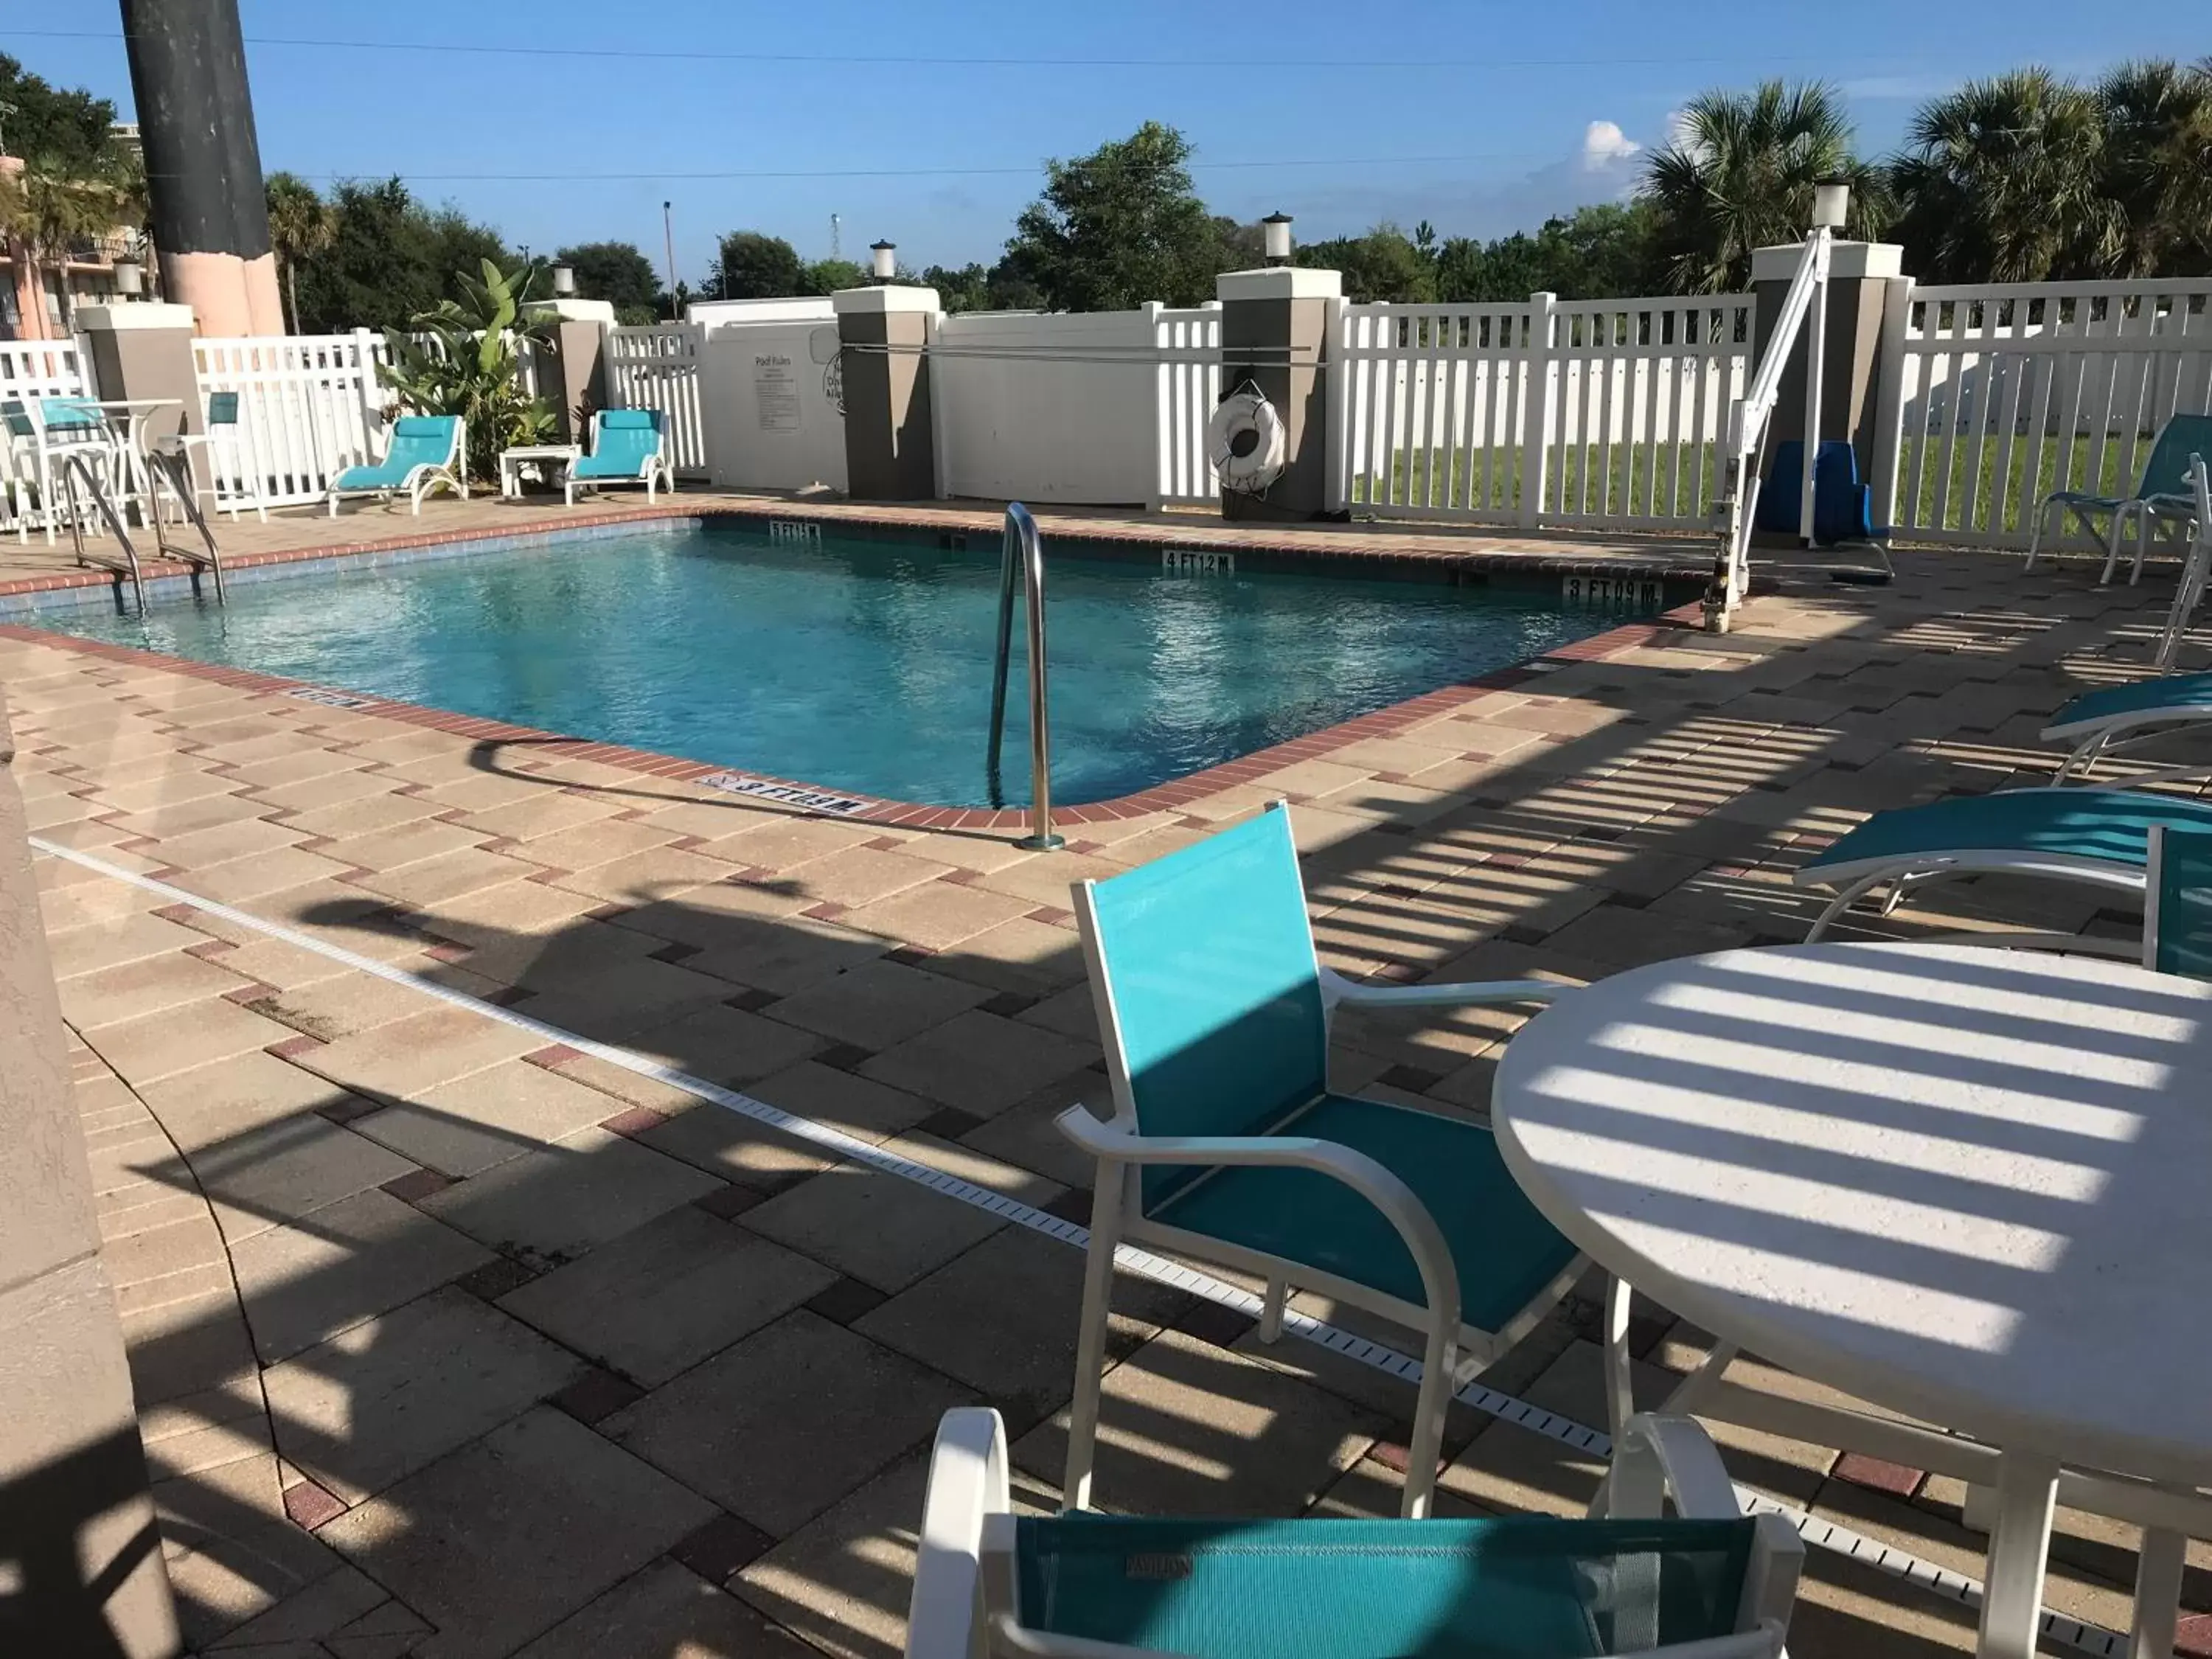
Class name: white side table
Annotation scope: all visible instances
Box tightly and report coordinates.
[498,444,580,501]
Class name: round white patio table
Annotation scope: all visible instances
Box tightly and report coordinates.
[88,398,183,520]
[1489,942,2212,1659]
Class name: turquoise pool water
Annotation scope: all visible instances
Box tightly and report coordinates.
[45,524,1616,807]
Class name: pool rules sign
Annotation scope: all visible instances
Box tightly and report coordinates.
[752,353,803,432]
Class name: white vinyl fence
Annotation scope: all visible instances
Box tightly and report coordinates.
[192,330,386,509]
[1882,277,2212,549]
[604,324,708,478]
[0,338,94,406]
[1334,293,1753,531]
[699,317,848,493]
[931,304,1219,507]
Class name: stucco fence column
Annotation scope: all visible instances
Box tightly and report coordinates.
[834,285,943,502]
[0,684,181,1656]
[1214,265,1342,524]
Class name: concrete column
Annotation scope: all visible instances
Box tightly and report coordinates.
[1214,266,1341,524]
[0,687,181,1657]
[76,303,204,494]
[526,299,616,444]
[1749,241,1905,466]
[122,0,284,337]
[833,285,942,501]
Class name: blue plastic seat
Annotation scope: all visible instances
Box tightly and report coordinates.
[328,414,466,517]
[2025,411,2212,583]
[1754,439,1891,554]
[565,407,673,504]
[907,1409,1804,1659]
[1796,786,2212,942]
[2146,826,2212,980]
[1055,805,1586,1518]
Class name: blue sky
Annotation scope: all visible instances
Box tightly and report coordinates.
[7,1,2194,280]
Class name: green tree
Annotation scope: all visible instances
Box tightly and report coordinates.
[2092,58,2212,276]
[265,172,335,334]
[1001,122,1227,310]
[713,231,804,299]
[377,257,554,481]
[553,240,660,324]
[1642,80,1884,292]
[1296,224,1436,302]
[290,178,512,333]
[0,53,118,170]
[1888,69,2112,282]
[922,262,991,312]
[801,257,866,296]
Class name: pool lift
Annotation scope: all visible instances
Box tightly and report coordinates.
[984,501,1063,850]
[57,446,226,615]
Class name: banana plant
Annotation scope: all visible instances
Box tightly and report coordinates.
[378,257,557,482]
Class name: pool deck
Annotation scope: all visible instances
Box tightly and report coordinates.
[7,492,2211,1657]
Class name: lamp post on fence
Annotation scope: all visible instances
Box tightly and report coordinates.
[1262,212,1294,267]
[870,240,897,284]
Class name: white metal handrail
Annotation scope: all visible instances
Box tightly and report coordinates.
[1706,229,1831,630]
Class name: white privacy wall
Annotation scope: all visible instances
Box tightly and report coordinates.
[700,319,849,493]
[931,309,1164,504]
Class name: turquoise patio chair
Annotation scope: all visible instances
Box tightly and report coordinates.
[1795,785,2212,948]
[2025,411,2212,585]
[906,1408,1804,1659]
[2146,826,2212,979]
[327,414,467,517]
[1056,804,1585,1519]
[563,407,675,505]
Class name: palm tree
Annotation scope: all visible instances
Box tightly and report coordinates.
[1888,69,2114,282]
[265,171,335,335]
[1640,80,1885,293]
[2094,58,2212,276]
[1,159,136,330]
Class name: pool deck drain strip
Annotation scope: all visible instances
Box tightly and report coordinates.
[29,835,2128,1659]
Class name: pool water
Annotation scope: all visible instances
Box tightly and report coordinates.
[47,524,1613,807]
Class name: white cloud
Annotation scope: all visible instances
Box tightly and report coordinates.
[1581,120,1640,170]
[1255,117,1653,242]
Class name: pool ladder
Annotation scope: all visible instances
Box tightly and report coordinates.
[59,447,226,614]
[985,501,1063,850]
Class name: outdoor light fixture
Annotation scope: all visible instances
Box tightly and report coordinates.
[111,257,144,298]
[551,264,576,297]
[871,239,897,282]
[1811,179,1851,232]
[1262,211,1294,266]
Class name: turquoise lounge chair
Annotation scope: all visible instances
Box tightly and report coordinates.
[906,1408,1804,1659]
[1056,804,1585,1519]
[2146,826,2212,978]
[2024,411,2212,585]
[2039,456,2212,781]
[1795,786,2212,946]
[563,408,674,505]
[327,414,466,517]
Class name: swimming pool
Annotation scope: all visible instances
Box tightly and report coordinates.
[43,521,1643,808]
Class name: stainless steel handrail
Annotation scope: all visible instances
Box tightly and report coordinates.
[145,447,227,603]
[985,501,1064,850]
[58,450,148,614]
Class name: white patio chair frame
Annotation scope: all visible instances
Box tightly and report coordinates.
[909,1407,1804,1659]
[326,416,469,518]
[158,391,268,524]
[1059,835,1585,1520]
[4,397,127,546]
[2149,454,2211,675]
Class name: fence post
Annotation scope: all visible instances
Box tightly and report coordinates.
[926,308,953,501]
[1867,275,1914,537]
[1322,294,1348,514]
[1142,302,1166,512]
[352,326,382,441]
[1520,292,1557,528]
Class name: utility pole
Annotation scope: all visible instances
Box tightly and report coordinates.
[662,200,678,321]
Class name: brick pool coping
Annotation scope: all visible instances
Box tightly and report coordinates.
[0,499,1710,834]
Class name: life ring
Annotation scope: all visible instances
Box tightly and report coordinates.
[1207,389,1287,493]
